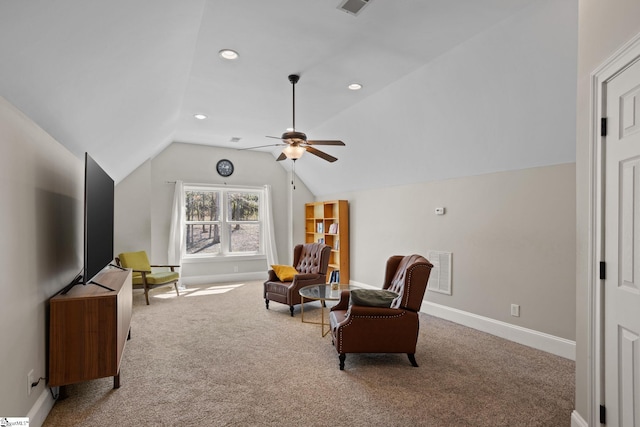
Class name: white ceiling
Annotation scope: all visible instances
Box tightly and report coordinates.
[0,0,574,196]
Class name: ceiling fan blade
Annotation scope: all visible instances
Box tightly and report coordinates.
[306,140,346,146]
[276,152,287,161]
[305,146,338,163]
[238,143,284,150]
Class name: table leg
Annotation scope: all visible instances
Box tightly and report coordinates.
[322,300,333,337]
[321,301,327,336]
[299,295,331,336]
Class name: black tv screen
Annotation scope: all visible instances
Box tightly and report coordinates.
[84,153,114,282]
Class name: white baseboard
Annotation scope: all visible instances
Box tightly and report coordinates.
[27,387,56,427]
[181,272,266,286]
[350,281,576,360]
[571,410,588,427]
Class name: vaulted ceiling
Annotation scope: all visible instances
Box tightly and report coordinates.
[0,0,576,195]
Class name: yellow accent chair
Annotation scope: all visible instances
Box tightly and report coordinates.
[115,251,180,305]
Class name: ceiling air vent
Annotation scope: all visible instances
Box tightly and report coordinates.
[337,0,371,16]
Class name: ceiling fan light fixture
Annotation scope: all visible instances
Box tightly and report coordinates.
[218,49,239,60]
[348,83,363,90]
[194,114,207,120]
[283,145,305,160]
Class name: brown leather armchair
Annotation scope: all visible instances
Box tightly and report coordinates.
[329,254,433,370]
[264,243,332,316]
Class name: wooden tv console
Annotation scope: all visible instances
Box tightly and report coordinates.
[49,268,132,391]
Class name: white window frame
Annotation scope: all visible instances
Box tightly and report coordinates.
[182,185,264,260]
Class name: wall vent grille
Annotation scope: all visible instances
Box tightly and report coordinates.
[427,251,452,295]
[337,0,371,16]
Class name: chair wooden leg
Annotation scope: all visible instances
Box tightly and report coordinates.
[289,305,294,317]
[339,354,346,370]
[174,283,180,296]
[407,353,418,367]
[265,299,269,309]
[144,285,150,305]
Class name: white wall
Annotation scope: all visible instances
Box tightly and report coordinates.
[325,163,576,340]
[0,96,83,422]
[114,159,151,255]
[575,0,640,421]
[115,142,314,281]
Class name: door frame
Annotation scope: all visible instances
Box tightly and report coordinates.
[588,31,640,426]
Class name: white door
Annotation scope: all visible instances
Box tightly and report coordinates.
[604,56,640,426]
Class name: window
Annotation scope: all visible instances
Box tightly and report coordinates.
[184,186,262,258]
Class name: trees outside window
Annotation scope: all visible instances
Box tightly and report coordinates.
[184,187,261,257]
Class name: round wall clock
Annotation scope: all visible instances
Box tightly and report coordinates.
[216,159,234,177]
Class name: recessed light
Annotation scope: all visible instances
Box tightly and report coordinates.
[219,49,239,60]
[194,114,207,120]
[348,83,362,91]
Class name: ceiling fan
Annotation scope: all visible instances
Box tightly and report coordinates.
[245,74,346,162]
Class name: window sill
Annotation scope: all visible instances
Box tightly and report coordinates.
[181,254,266,264]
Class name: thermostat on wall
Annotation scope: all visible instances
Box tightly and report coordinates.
[435,207,445,215]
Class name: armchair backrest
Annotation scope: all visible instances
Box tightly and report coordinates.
[117,251,151,280]
[293,243,331,275]
[383,254,433,311]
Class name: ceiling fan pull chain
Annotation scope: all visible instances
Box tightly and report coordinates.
[292,159,296,190]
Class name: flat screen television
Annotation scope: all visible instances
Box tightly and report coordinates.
[83,152,115,284]
[61,153,115,294]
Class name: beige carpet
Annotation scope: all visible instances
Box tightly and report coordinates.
[43,281,575,426]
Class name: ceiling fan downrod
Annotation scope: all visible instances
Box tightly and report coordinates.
[288,74,299,131]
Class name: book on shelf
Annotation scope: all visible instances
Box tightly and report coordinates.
[317,222,323,233]
[328,223,338,234]
[329,270,340,284]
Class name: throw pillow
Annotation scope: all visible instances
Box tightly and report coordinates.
[271,264,299,282]
[350,289,399,308]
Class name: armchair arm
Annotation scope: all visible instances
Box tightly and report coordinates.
[132,269,152,274]
[347,305,404,317]
[151,264,180,272]
[289,273,327,300]
[331,290,351,312]
[292,273,324,282]
[266,269,279,281]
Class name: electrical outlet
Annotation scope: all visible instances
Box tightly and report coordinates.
[27,369,34,396]
[511,304,520,317]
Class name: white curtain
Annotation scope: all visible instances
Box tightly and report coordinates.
[263,184,278,266]
[168,180,186,289]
